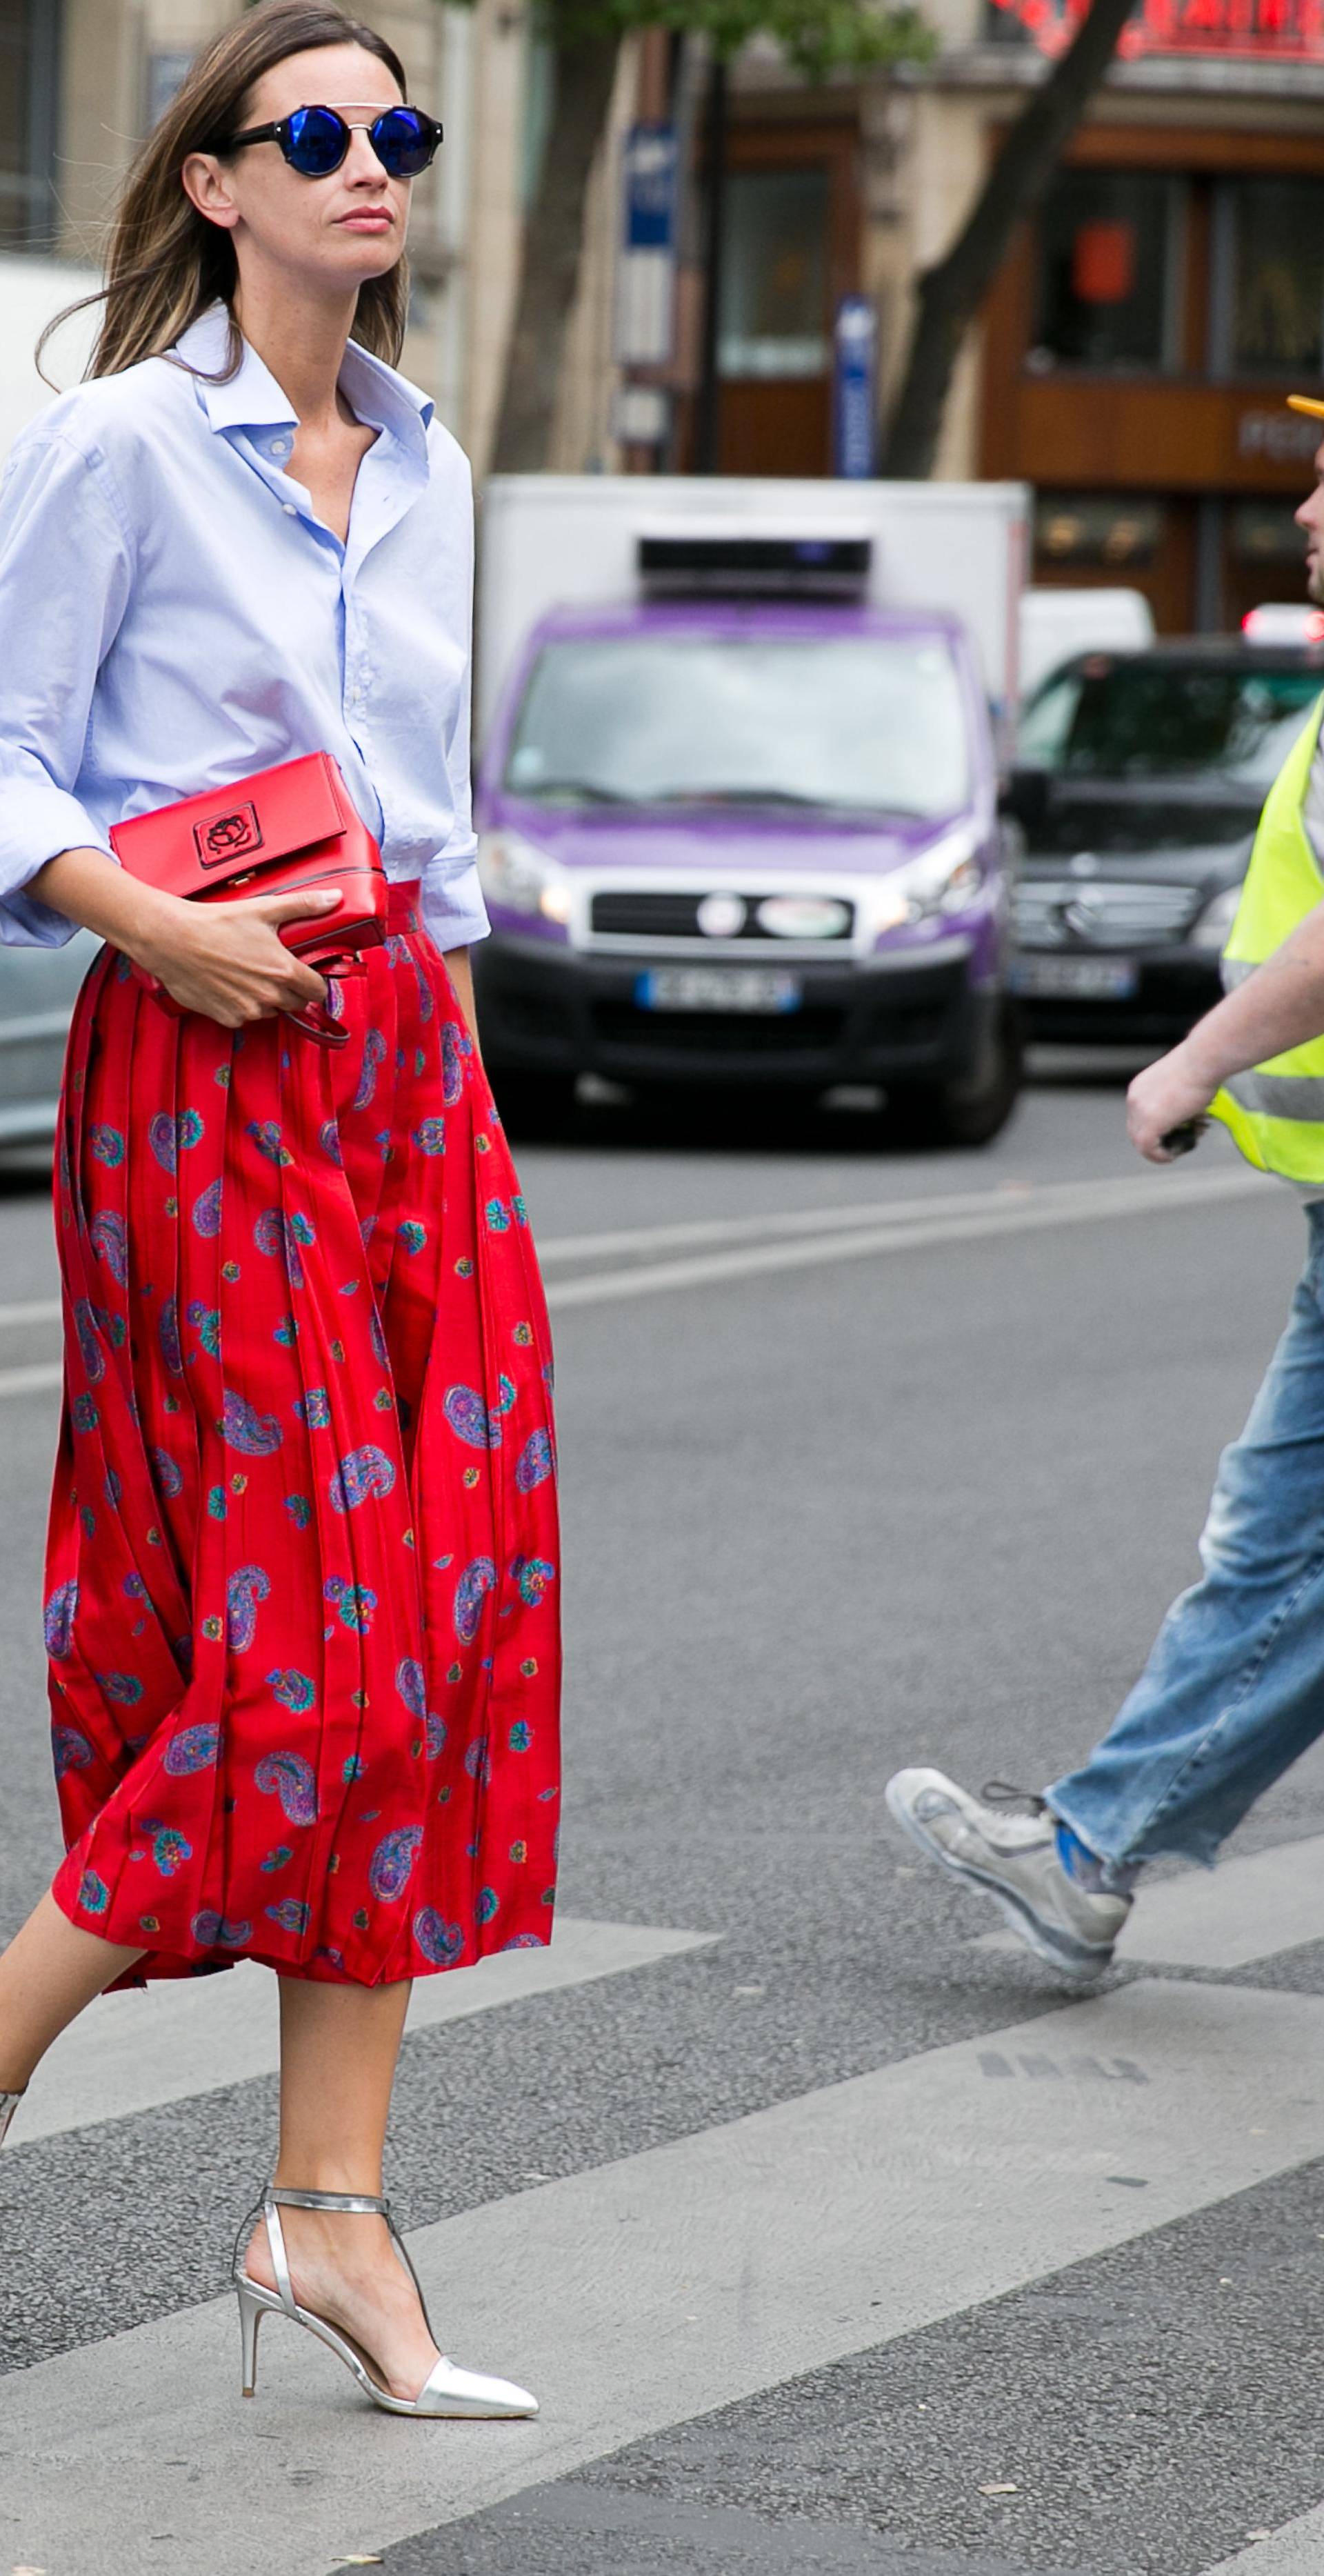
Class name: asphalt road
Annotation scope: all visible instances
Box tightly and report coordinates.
[3,1063,1324,2576]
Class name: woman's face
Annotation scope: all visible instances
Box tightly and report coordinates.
[185,42,414,299]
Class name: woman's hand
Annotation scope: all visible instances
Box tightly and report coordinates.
[134,886,343,1028]
[1126,1045,1218,1163]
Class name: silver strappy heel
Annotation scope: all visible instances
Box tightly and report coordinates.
[0,2090,25,2145]
[234,2183,539,2419]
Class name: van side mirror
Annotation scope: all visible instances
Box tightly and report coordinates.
[998,766,1049,837]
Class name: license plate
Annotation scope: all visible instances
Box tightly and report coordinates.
[634,968,803,1015]
[1010,955,1139,1001]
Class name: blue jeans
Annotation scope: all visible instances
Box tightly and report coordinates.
[1048,1202,1324,1871]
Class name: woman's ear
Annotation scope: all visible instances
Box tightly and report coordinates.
[181,152,241,232]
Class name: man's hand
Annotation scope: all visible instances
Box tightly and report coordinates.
[1126,1046,1218,1164]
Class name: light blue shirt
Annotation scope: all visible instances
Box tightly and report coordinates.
[0,301,488,950]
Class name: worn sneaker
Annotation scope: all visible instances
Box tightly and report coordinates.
[883,1768,1131,1982]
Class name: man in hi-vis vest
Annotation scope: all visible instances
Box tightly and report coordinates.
[885,389,1324,1984]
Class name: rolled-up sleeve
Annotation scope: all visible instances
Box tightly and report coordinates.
[0,428,132,946]
[419,455,489,952]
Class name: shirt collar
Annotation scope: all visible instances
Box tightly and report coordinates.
[172,302,434,457]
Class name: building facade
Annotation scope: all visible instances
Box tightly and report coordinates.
[703,0,1324,630]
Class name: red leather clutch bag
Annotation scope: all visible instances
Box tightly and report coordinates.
[109,752,388,1049]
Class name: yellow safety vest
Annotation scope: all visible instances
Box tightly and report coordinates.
[1211,690,1324,1184]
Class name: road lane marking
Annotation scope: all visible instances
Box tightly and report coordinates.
[970,1832,1324,1973]
[1207,2504,1324,2571]
[7,1918,714,2148]
[544,1168,1269,1313]
[0,1299,61,1328]
[0,1359,63,1397]
[4,1979,1324,2576]
[0,1166,1275,1395]
[536,1166,1262,1268]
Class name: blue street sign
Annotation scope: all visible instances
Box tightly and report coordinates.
[622,124,678,252]
[833,296,877,481]
[616,125,679,367]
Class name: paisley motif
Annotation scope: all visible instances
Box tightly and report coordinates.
[368,1825,423,1901]
[158,1296,184,1377]
[254,1206,315,1290]
[151,1827,192,1877]
[260,1845,293,1872]
[148,1112,178,1173]
[98,1670,143,1705]
[88,1123,126,1167]
[441,1021,465,1106]
[454,1555,496,1647]
[352,1025,388,1112]
[255,1749,318,1825]
[265,1667,317,1714]
[245,1119,292,1166]
[163,1722,221,1775]
[512,1554,556,1608]
[44,1579,78,1659]
[294,1388,332,1430]
[398,1221,426,1257]
[192,1178,224,1237]
[220,1389,283,1455]
[514,1430,555,1493]
[395,1657,426,1719]
[443,1384,502,1450]
[411,1118,445,1155]
[264,1897,311,1934]
[78,1870,110,1914]
[186,1299,222,1357]
[319,1117,343,1166]
[71,1392,99,1434]
[52,1724,92,1776]
[72,1299,105,1384]
[324,1577,377,1633]
[225,1564,271,1653]
[412,1907,465,1966]
[329,1445,396,1512]
[191,1911,250,1948]
[90,1209,129,1285]
[151,1446,183,1499]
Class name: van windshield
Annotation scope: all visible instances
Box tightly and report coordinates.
[502,635,971,818]
[1019,659,1322,788]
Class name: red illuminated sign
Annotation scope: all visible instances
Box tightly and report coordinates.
[988,0,1324,57]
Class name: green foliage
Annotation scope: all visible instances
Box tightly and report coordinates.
[432,0,936,79]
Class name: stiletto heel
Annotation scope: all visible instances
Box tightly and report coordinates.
[232,2184,538,2419]
[237,2275,263,2397]
[0,2090,26,2146]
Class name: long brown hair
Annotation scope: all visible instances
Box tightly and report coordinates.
[39,2,411,386]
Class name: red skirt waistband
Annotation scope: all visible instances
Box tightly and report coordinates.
[386,876,422,930]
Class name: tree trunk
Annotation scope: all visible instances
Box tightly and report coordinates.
[879,0,1136,479]
[489,21,623,474]
[692,52,728,475]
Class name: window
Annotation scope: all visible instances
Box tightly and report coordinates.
[1030,172,1183,375]
[718,170,830,381]
[1019,660,1322,790]
[505,635,971,819]
[1218,179,1324,379]
[0,0,59,250]
[1034,493,1163,573]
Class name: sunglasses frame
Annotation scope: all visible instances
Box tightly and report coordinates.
[222,103,443,179]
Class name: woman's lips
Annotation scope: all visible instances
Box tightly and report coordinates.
[338,210,394,231]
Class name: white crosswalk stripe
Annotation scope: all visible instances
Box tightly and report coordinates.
[3,1977,1324,2575]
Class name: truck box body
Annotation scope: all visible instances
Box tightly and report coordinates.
[472,477,1029,1139]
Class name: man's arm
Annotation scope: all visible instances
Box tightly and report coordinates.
[1128,897,1324,1161]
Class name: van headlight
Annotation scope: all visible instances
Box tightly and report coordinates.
[868,829,984,937]
[477,832,574,928]
[1191,882,1244,952]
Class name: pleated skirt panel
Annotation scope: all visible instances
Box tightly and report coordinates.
[43,883,561,1990]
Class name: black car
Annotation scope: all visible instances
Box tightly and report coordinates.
[1005,642,1324,1044]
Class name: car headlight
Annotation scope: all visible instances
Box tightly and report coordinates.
[867,830,985,937]
[1190,882,1244,952]
[477,831,573,928]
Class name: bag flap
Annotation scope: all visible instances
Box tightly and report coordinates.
[111,753,345,874]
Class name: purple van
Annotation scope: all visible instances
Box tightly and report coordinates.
[472,547,1021,1144]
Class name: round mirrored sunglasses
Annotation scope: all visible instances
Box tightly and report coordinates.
[223,103,442,180]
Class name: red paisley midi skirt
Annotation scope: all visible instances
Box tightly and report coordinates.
[43,882,560,1992]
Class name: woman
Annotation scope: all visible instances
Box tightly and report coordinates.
[0,0,559,2420]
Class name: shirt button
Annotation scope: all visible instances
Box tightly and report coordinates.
[270,436,291,457]
[283,502,297,516]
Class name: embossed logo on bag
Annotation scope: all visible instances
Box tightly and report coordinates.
[194,801,263,867]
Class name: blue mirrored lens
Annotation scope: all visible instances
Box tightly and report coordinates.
[285,108,348,174]
[372,108,434,177]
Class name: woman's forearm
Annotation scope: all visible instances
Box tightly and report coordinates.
[442,945,480,1046]
[26,846,179,967]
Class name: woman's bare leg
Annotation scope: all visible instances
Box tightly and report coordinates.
[242,1975,443,2400]
[0,1889,143,2093]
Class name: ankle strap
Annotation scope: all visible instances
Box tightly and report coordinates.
[269,2186,387,2214]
